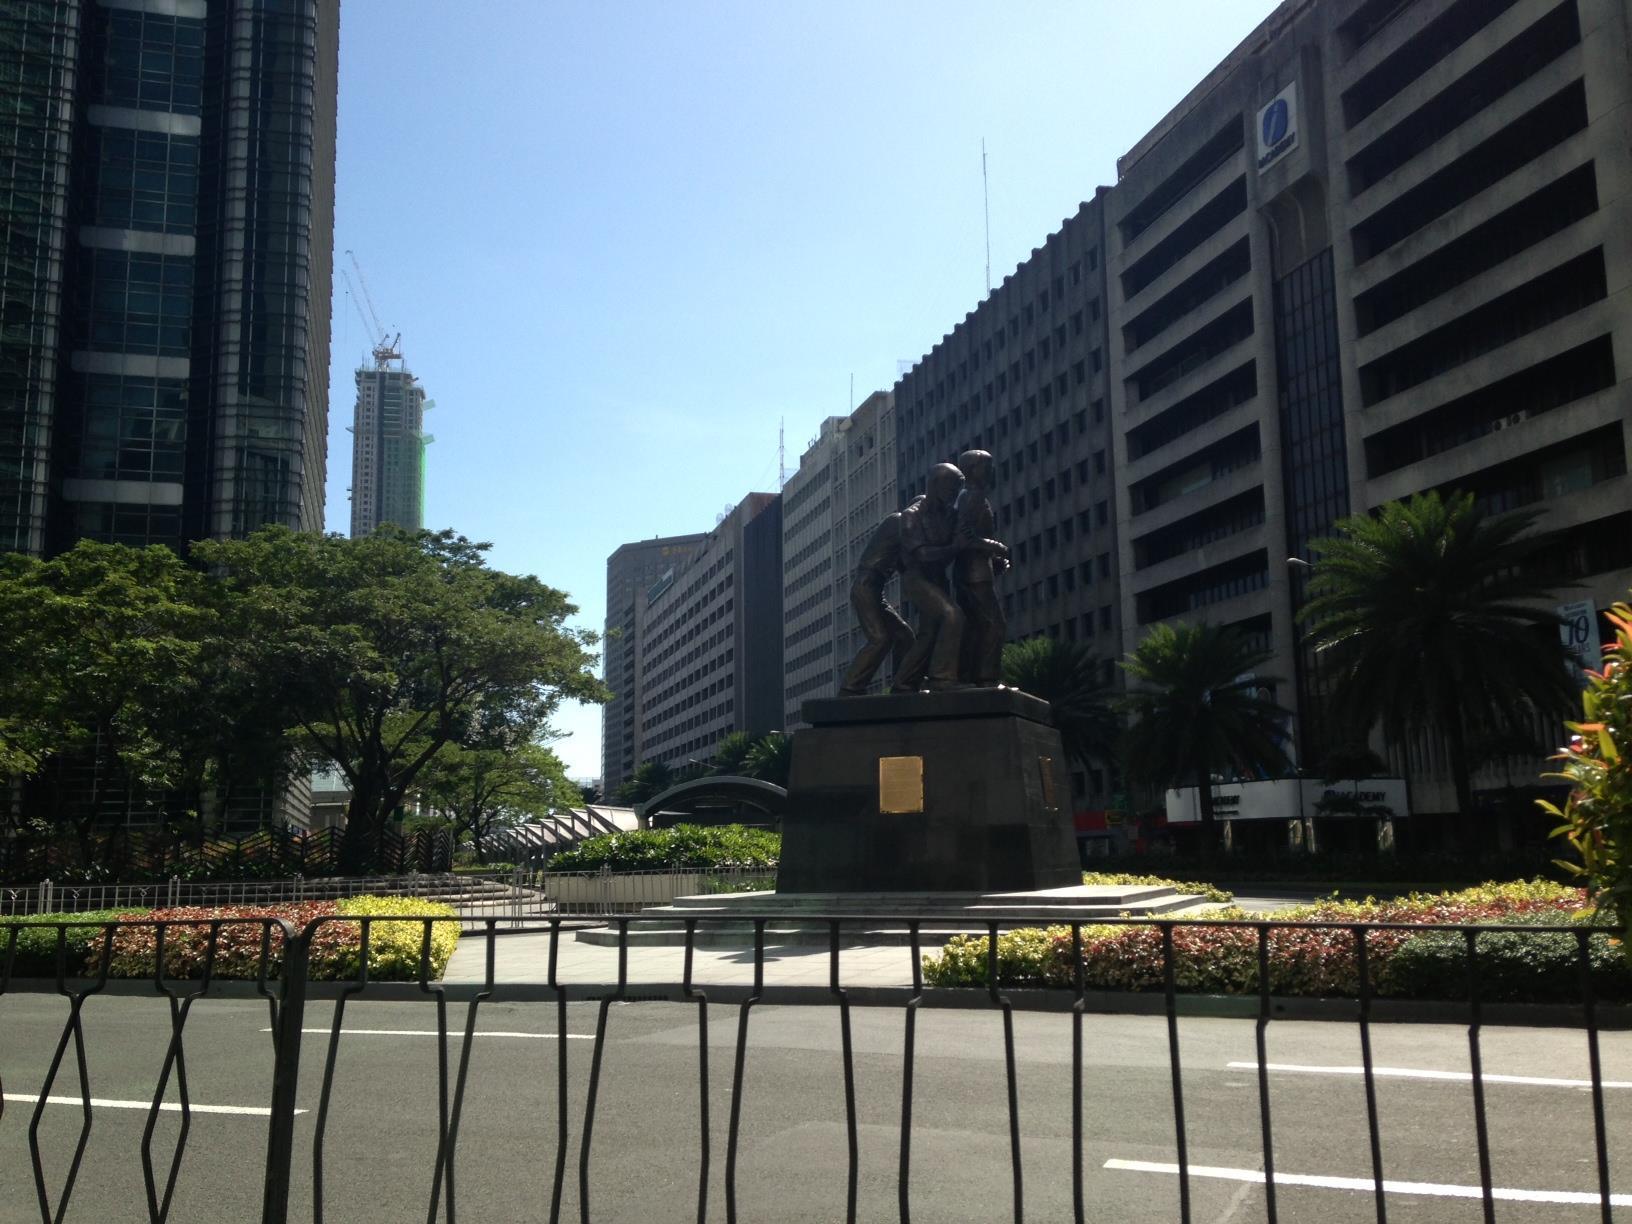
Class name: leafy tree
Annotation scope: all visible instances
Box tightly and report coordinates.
[1300,492,1574,839]
[196,526,606,871]
[576,782,601,805]
[614,759,674,805]
[1542,601,1632,963]
[708,731,756,776]
[743,732,791,787]
[0,543,212,847]
[421,740,577,863]
[1001,636,1118,776]
[1120,621,1292,853]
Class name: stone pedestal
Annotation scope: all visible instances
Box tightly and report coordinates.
[777,688,1081,893]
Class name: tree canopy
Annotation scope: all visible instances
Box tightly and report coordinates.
[1001,635,1117,777]
[1300,491,1574,828]
[1120,621,1291,849]
[194,526,606,869]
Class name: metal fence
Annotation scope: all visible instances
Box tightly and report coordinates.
[0,911,1625,1223]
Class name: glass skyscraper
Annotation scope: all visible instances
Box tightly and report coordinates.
[0,0,339,558]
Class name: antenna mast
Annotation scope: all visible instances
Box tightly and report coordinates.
[982,139,992,294]
[778,418,786,487]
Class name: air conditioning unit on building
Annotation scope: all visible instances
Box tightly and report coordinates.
[1490,410,1529,433]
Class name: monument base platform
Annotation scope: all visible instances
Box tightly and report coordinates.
[571,884,1211,946]
[777,686,1082,894]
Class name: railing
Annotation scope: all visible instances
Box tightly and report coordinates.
[2,867,776,926]
[0,910,1624,1222]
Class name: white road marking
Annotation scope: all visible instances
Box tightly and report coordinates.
[3,1093,302,1117]
[1226,1061,1632,1089]
[261,1027,595,1039]
[1104,1159,1631,1206]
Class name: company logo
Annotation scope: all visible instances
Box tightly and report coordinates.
[1261,98,1290,148]
[1256,83,1299,172]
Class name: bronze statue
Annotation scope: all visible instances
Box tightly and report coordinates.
[839,457,1011,695]
[891,463,967,692]
[836,497,920,695]
[953,449,1009,686]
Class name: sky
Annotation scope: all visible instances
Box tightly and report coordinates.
[324,1,1279,781]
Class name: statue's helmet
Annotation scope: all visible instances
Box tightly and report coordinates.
[926,462,964,502]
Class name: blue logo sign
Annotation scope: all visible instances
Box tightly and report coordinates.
[1262,98,1290,147]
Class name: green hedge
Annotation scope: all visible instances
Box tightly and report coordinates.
[4,910,131,979]
[3,896,461,982]
[546,824,779,871]
[922,880,1632,1003]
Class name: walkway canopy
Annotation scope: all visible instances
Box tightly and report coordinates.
[636,775,787,829]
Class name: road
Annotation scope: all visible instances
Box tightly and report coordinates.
[2,988,1629,1223]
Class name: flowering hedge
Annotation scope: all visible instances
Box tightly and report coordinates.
[922,880,1631,1003]
[5,896,461,982]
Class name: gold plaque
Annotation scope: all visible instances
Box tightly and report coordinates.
[1038,756,1057,811]
[878,756,925,814]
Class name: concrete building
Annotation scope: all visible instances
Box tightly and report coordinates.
[348,360,428,537]
[780,390,897,728]
[601,532,707,790]
[630,492,784,773]
[1105,0,1632,819]
[893,199,1120,805]
[0,0,339,556]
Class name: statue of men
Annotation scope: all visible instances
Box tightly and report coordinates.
[891,463,967,692]
[837,497,920,695]
[953,449,1009,686]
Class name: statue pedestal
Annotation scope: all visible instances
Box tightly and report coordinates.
[778,688,1081,893]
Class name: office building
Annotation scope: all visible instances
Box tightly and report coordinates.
[601,532,708,790]
[0,0,338,829]
[780,390,897,728]
[348,358,428,537]
[628,492,783,775]
[1,0,339,557]
[893,198,1120,805]
[1105,0,1632,815]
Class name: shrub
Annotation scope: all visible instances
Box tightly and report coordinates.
[328,895,460,980]
[919,880,1618,1002]
[1082,871,1234,904]
[546,824,779,872]
[1543,600,1632,965]
[4,910,132,979]
[6,896,462,982]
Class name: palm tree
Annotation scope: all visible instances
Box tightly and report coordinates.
[708,731,756,776]
[742,732,791,787]
[613,758,673,806]
[1299,491,1575,839]
[1000,636,1118,777]
[1121,621,1292,853]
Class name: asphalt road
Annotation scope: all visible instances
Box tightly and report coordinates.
[1,991,1629,1223]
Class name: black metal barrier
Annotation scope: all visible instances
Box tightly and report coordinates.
[0,913,1624,1223]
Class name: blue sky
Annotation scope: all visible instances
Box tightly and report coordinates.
[324,1,1277,780]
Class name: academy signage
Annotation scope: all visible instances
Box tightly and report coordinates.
[1256,82,1299,172]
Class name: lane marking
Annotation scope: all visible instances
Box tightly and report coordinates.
[261,1028,595,1039]
[1226,1061,1632,1090]
[1104,1159,1632,1207]
[3,1093,303,1117]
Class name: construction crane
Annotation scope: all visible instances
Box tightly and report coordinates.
[343,249,401,367]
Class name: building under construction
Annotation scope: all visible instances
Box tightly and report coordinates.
[348,351,429,538]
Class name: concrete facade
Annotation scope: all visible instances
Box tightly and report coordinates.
[627,492,784,773]
[600,533,708,790]
[780,390,897,728]
[1105,0,1632,813]
[892,199,1121,806]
